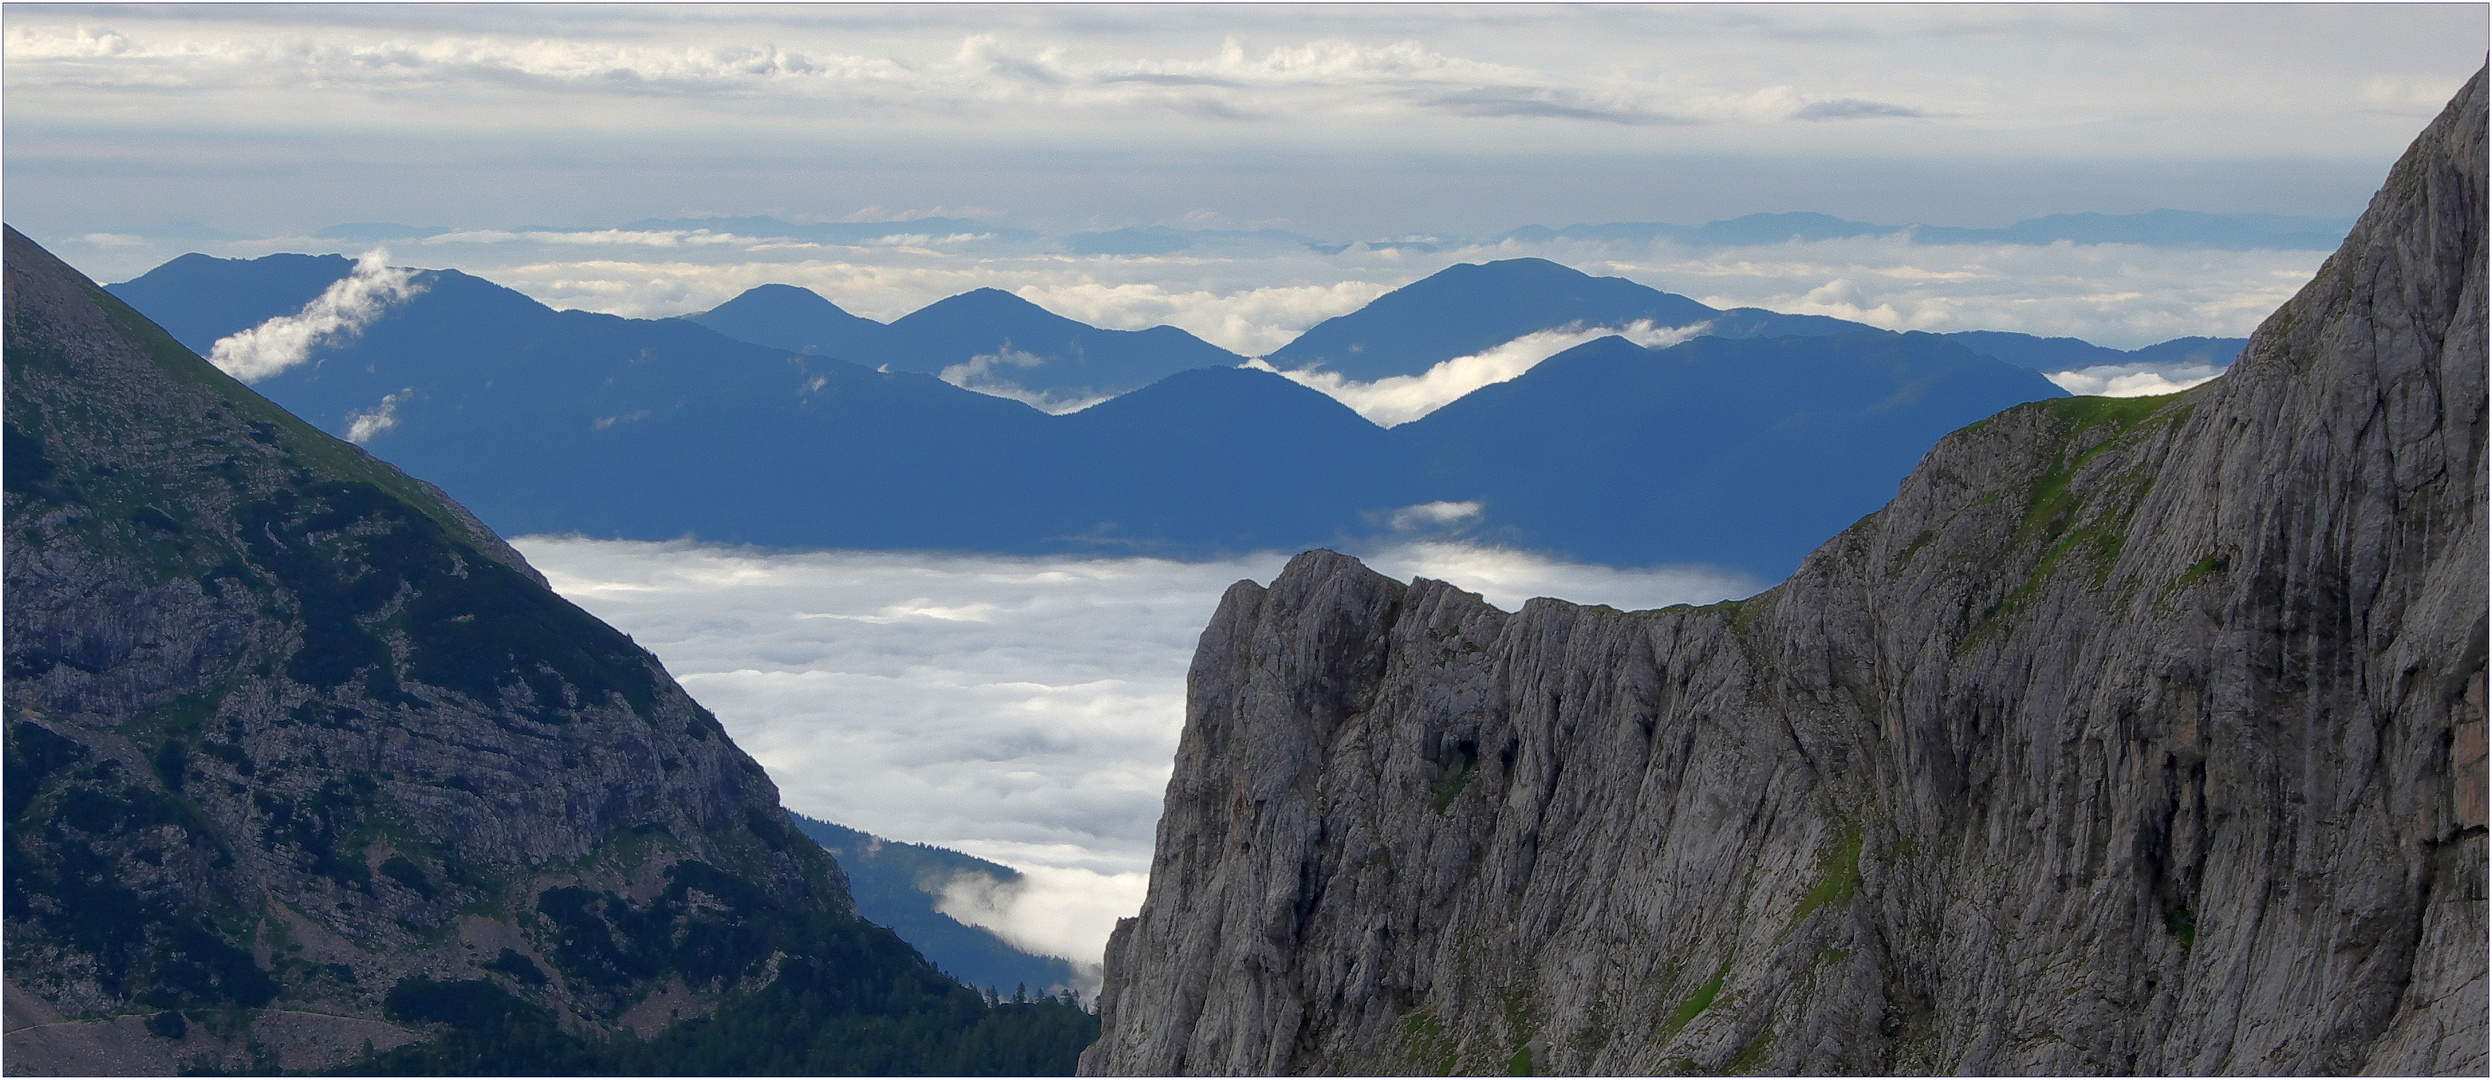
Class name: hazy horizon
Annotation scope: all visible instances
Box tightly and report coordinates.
[11,5,2484,351]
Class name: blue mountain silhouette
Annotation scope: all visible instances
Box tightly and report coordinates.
[111,252,2079,581]
[1261,257,1873,382]
[685,284,1244,406]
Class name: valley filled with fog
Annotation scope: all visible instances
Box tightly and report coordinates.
[514,537,1756,968]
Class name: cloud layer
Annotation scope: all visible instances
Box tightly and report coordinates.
[935,865,1148,988]
[511,538,1755,966]
[205,249,423,382]
[11,7,2476,273]
[2044,361,2229,398]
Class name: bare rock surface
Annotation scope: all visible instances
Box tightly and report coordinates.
[1083,70,2488,1076]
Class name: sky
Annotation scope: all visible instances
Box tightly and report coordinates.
[512,536,1756,971]
[7,4,2485,351]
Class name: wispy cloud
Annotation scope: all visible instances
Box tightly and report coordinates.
[938,347,1111,414]
[1386,500,1484,532]
[1420,86,1693,125]
[1790,98,1925,121]
[343,389,409,443]
[206,248,424,382]
[1254,319,1708,426]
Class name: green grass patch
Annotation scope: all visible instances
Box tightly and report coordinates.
[1401,1009,1460,1076]
[2039,392,2189,433]
[1661,956,1733,1042]
[2156,550,2234,612]
[1783,823,1863,937]
[1893,529,1937,568]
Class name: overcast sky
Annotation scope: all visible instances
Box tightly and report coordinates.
[7,5,2482,350]
[8,5,2481,235]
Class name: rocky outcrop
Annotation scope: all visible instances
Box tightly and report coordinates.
[1082,71,2488,1076]
[2,227,1095,1074]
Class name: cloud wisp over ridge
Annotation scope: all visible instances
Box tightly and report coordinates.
[205,249,424,382]
[939,347,1115,415]
[1252,319,1709,426]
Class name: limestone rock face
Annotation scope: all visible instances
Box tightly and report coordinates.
[1082,71,2488,1076]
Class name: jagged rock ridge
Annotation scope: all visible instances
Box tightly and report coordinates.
[1082,71,2489,1075]
[1,227,1093,1074]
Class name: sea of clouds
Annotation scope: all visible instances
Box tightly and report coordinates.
[512,537,1756,970]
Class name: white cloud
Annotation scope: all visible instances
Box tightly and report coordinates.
[1013,279,1391,358]
[205,248,424,382]
[512,538,1289,882]
[1254,319,1708,426]
[511,538,1758,967]
[2044,361,2228,398]
[343,389,409,443]
[1609,234,2326,348]
[935,865,1149,985]
[1386,500,1484,532]
[16,7,2472,169]
[422,227,758,249]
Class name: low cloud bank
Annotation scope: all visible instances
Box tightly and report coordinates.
[513,538,1757,967]
[206,248,424,382]
[2044,361,2228,398]
[935,865,1150,987]
[1251,319,1707,426]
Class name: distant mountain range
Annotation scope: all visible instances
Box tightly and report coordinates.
[685,285,1245,409]
[1260,258,2242,382]
[1260,257,1861,382]
[106,252,2219,580]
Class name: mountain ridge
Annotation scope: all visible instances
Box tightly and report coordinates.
[96,257,2079,581]
[1079,66,2487,1078]
[1,225,1096,1074]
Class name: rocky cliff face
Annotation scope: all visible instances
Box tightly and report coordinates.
[1082,72,2488,1076]
[1,227,1094,1074]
